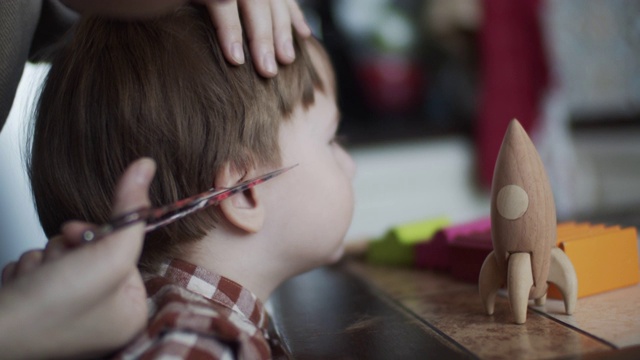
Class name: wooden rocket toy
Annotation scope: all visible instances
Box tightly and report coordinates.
[479,119,577,324]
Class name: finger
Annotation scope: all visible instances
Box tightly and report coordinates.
[287,0,311,38]
[271,0,295,64]
[44,235,67,262]
[57,221,96,246]
[205,0,246,65]
[15,250,45,277]
[1,262,17,285]
[45,223,95,261]
[239,0,278,77]
[49,225,87,249]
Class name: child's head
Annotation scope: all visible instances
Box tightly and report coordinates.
[29,6,355,275]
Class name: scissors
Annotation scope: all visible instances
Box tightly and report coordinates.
[82,164,297,241]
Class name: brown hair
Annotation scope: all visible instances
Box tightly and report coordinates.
[28,6,331,271]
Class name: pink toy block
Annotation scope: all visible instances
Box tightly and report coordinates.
[415,217,491,271]
[449,228,493,282]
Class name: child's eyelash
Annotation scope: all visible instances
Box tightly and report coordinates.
[330,135,349,147]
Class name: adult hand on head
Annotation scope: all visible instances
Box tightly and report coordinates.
[194,0,312,77]
[62,0,312,78]
[0,158,156,359]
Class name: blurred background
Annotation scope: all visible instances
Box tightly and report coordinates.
[1,0,639,268]
[298,0,640,239]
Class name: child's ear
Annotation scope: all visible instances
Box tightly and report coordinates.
[214,162,265,233]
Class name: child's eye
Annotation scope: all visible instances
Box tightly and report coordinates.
[330,135,348,147]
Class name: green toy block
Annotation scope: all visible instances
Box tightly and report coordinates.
[366,216,451,266]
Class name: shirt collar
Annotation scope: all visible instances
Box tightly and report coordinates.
[155,258,268,330]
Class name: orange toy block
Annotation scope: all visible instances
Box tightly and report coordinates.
[548,224,640,299]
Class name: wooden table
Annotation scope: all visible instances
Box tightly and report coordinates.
[270,258,640,359]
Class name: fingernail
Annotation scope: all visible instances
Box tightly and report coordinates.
[263,52,277,75]
[135,158,154,185]
[284,39,295,60]
[232,42,245,64]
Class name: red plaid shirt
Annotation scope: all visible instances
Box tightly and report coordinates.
[114,258,272,359]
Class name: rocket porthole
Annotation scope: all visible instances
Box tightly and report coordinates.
[497,185,529,220]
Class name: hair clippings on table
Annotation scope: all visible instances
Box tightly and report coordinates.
[82,164,298,241]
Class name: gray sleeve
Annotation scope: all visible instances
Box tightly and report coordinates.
[29,0,78,62]
[0,0,77,131]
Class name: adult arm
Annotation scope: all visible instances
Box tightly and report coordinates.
[61,0,312,77]
[0,158,155,359]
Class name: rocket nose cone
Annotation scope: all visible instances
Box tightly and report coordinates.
[493,118,543,189]
[500,119,536,155]
[505,119,529,144]
[508,118,525,133]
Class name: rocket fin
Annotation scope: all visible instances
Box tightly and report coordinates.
[479,251,502,315]
[508,252,533,324]
[548,247,578,315]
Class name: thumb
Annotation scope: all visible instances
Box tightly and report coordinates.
[112,157,157,216]
[49,158,156,302]
[94,158,157,266]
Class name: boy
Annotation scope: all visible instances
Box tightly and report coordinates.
[28,5,355,359]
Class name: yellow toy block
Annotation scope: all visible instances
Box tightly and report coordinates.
[548,224,639,299]
[366,217,450,266]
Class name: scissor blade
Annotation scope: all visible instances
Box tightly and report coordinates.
[82,164,298,241]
